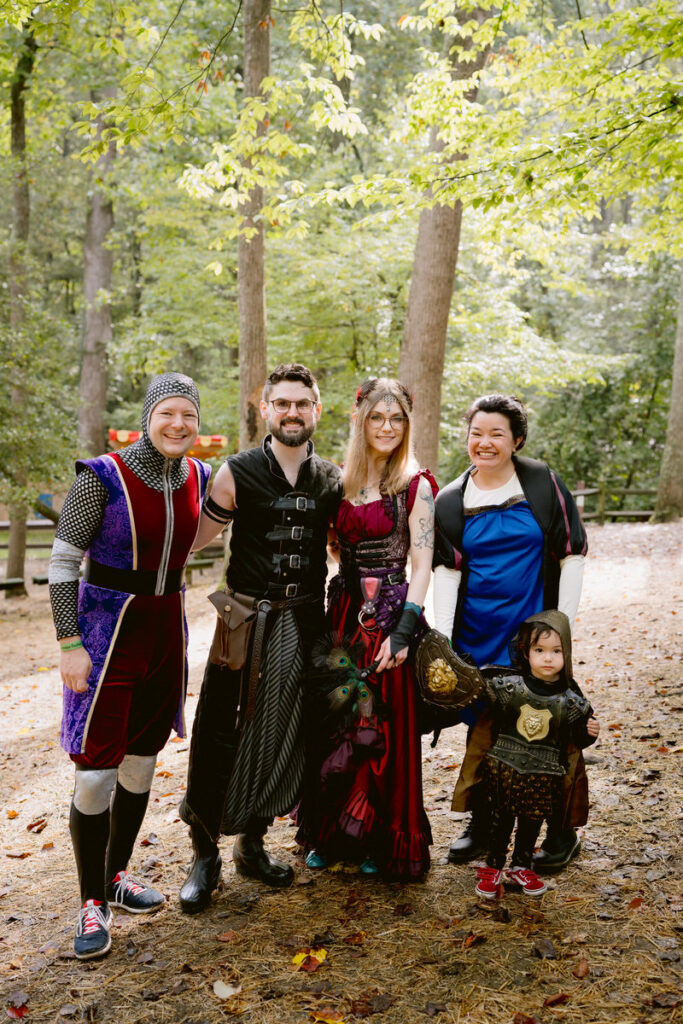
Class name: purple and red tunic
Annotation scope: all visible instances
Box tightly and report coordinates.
[60,452,210,756]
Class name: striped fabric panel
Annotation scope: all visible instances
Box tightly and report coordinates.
[221,609,305,834]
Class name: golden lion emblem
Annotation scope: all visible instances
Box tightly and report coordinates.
[516,704,552,742]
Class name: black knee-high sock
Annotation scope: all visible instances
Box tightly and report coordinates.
[70,802,110,903]
[105,782,150,883]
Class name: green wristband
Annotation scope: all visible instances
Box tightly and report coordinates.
[60,640,83,651]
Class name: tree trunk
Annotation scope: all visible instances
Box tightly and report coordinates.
[653,265,683,521]
[238,0,270,451]
[399,12,489,471]
[78,88,116,456]
[5,26,37,596]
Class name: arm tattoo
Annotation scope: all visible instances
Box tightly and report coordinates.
[412,478,435,550]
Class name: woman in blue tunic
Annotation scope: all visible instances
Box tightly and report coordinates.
[433,395,587,872]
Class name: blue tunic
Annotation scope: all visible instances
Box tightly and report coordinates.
[458,499,544,667]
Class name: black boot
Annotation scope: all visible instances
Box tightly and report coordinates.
[232,818,293,887]
[447,794,489,864]
[179,825,222,914]
[532,823,581,875]
[105,783,164,912]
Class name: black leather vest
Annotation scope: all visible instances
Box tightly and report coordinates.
[486,675,591,776]
[226,437,342,601]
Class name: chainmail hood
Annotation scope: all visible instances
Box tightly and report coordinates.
[118,373,201,491]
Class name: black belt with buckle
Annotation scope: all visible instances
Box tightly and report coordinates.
[84,559,185,595]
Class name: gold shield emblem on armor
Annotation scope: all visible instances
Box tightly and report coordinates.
[516,704,552,742]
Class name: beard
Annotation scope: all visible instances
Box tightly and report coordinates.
[270,416,316,448]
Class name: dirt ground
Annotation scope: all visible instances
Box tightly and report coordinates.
[0,522,681,1024]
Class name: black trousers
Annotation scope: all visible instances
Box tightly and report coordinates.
[487,805,543,870]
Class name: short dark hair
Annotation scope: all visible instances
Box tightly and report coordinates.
[262,363,320,403]
[464,393,528,450]
[510,620,566,683]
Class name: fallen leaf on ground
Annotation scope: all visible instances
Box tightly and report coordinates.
[216,931,239,942]
[533,937,556,959]
[292,947,327,967]
[644,993,681,1009]
[296,955,325,973]
[463,932,486,949]
[343,931,366,945]
[349,991,395,1016]
[27,818,47,833]
[512,1014,541,1024]
[309,1009,344,1024]
[5,852,30,859]
[628,897,644,909]
[141,834,159,846]
[6,811,18,820]
[7,994,28,1011]
[572,959,590,978]
[543,993,570,1007]
[213,980,242,1000]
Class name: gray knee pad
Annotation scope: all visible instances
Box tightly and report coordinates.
[117,754,156,794]
[72,767,117,815]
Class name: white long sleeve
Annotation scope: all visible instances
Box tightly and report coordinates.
[558,554,585,629]
[432,564,461,638]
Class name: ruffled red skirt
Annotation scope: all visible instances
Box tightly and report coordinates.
[295,590,431,881]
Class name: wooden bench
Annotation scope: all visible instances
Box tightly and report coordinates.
[0,578,25,593]
[32,574,49,585]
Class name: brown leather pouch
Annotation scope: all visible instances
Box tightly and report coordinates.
[208,589,257,671]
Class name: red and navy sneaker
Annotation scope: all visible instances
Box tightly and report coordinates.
[108,870,165,913]
[74,899,113,960]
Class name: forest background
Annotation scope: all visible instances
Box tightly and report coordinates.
[1,0,682,586]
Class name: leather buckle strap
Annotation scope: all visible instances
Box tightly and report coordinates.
[270,495,317,512]
[264,525,313,542]
[245,600,271,721]
[272,553,310,569]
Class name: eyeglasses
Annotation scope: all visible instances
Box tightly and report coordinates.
[269,399,316,414]
[367,413,407,430]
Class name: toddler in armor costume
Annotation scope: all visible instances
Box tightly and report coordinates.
[474,609,600,899]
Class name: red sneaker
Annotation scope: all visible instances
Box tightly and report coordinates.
[475,866,503,899]
[507,866,547,896]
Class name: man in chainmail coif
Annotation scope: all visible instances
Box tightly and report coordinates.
[48,373,211,959]
[178,363,343,913]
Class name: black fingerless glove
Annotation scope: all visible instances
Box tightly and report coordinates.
[389,606,420,656]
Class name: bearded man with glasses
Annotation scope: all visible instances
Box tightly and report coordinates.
[178,363,343,912]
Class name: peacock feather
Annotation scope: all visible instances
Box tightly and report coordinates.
[309,631,382,719]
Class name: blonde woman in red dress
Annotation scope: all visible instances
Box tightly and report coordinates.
[296,378,437,881]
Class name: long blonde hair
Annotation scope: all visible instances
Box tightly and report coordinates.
[343,378,418,501]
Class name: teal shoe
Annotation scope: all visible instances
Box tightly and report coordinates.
[360,857,379,876]
[305,850,328,870]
